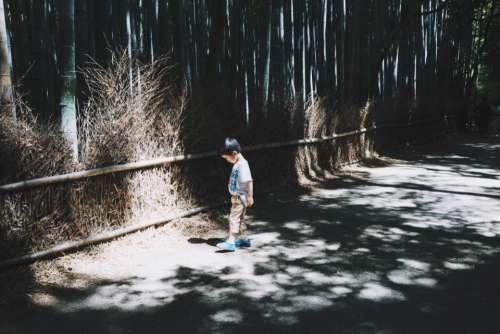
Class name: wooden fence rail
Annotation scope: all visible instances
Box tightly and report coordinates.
[0,116,454,195]
[0,203,224,271]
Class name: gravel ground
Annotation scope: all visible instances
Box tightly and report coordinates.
[1,137,500,334]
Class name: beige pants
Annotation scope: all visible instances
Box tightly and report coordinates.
[229,196,247,235]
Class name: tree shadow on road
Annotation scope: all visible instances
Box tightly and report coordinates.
[3,139,500,334]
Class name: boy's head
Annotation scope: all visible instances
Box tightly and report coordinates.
[220,138,241,164]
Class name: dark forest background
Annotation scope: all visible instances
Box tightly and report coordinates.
[0,0,498,157]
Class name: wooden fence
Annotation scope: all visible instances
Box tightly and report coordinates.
[0,116,455,194]
[0,116,456,270]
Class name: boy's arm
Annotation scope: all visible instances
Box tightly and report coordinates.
[245,181,254,207]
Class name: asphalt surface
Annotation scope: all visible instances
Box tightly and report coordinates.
[2,138,500,334]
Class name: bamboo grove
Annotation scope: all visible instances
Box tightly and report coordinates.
[0,0,498,155]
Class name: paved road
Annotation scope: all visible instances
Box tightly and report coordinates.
[3,138,500,334]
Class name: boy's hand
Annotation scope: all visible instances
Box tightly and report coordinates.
[247,196,254,207]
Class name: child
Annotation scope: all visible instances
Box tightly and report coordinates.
[217,138,254,252]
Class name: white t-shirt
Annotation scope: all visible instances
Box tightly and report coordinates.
[228,156,253,203]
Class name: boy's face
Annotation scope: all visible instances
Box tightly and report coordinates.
[221,152,238,164]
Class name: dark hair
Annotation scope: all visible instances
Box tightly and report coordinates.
[220,137,241,155]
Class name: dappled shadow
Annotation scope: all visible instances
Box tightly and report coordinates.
[3,139,500,333]
[383,137,500,178]
[335,175,500,200]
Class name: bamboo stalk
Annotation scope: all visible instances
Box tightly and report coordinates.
[0,0,16,120]
[0,117,453,194]
[0,203,225,271]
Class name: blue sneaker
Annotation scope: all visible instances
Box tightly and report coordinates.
[235,238,251,248]
[216,241,236,251]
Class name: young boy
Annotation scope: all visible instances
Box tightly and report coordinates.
[217,138,254,252]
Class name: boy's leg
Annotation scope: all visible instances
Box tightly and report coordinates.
[236,201,251,247]
[228,197,245,243]
[239,205,248,238]
[216,198,240,251]
[239,222,247,239]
